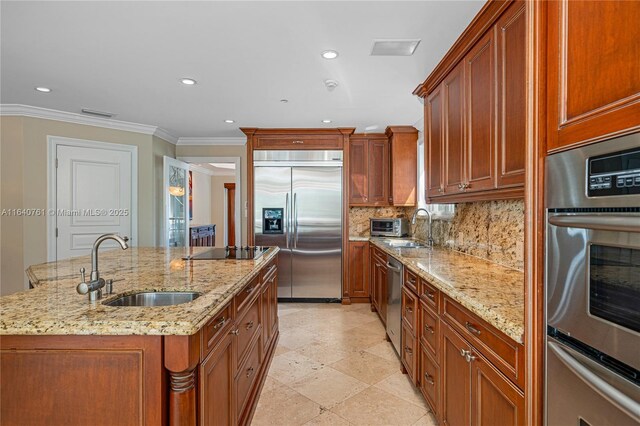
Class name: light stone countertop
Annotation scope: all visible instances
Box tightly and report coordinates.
[1,246,279,336]
[348,235,370,242]
[369,238,524,344]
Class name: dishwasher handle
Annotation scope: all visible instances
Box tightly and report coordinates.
[386,262,402,272]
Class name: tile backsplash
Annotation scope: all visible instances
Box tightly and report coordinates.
[408,199,524,270]
[348,206,407,237]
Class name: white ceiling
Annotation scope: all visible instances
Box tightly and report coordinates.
[1,1,484,138]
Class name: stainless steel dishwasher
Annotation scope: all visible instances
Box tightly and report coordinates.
[386,255,403,354]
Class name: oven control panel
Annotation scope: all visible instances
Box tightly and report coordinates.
[588,147,640,197]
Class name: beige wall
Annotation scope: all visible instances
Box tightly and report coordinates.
[190,170,213,226]
[176,144,247,245]
[0,116,175,295]
[211,175,236,247]
[0,116,25,295]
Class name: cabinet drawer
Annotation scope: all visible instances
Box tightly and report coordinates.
[401,322,417,385]
[202,303,233,359]
[419,278,439,312]
[401,286,418,333]
[404,268,418,293]
[371,245,386,263]
[254,135,343,150]
[442,295,524,389]
[261,259,277,282]
[420,300,439,360]
[420,343,440,416]
[236,294,261,365]
[235,336,261,420]
[235,275,260,314]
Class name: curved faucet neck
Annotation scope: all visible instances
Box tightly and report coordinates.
[90,234,129,281]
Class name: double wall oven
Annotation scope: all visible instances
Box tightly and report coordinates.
[546,132,640,425]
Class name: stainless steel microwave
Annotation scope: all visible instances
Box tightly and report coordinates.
[370,218,409,237]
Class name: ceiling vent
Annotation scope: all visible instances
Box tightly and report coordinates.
[81,108,115,118]
[370,39,421,56]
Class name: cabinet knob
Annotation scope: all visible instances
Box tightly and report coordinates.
[246,321,254,330]
[437,188,444,193]
[404,347,413,355]
[458,183,463,190]
[230,329,239,336]
[246,366,255,378]
[424,325,434,334]
[424,373,435,385]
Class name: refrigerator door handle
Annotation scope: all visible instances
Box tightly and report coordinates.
[293,193,298,248]
[285,192,290,248]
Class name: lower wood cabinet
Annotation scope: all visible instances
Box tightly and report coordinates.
[370,246,388,324]
[441,322,473,426]
[419,343,440,416]
[346,241,370,303]
[200,332,234,426]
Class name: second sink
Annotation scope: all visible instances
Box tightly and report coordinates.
[103,291,201,307]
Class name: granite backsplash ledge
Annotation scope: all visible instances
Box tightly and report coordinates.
[408,199,525,271]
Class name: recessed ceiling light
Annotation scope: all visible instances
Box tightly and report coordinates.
[321,50,339,60]
[180,78,197,85]
[224,119,235,124]
[280,99,289,103]
[322,119,332,124]
[35,87,51,93]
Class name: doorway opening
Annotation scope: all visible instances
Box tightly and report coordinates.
[177,156,242,248]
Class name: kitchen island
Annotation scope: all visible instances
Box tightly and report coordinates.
[0,246,280,426]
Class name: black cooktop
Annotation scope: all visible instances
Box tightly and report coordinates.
[184,246,267,260]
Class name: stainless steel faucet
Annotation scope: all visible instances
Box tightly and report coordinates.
[411,208,434,248]
[77,233,129,301]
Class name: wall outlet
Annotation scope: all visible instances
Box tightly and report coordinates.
[457,232,464,247]
[516,241,524,263]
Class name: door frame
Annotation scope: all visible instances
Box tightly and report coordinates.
[223,183,236,247]
[46,136,138,262]
[178,156,242,247]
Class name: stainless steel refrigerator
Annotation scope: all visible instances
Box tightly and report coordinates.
[254,150,343,300]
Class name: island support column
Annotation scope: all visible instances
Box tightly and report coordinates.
[164,333,201,426]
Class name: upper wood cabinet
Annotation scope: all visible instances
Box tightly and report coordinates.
[349,134,389,206]
[386,126,419,206]
[547,1,640,152]
[349,128,417,207]
[416,1,525,203]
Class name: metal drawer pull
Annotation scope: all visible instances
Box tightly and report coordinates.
[245,286,255,293]
[465,322,481,335]
[425,292,435,300]
[246,367,255,378]
[292,140,304,144]
[424,373,435,385]
[230,329,239,336]
[213,317,226,330]
[246,321,254,330]
[405,347,413,355]
[405,306,413,313]
[424,325,434,334]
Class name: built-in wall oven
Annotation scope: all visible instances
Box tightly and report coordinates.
[546,132,640,426]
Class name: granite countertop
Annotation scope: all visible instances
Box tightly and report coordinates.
[1,246,279,336]
[369,238,524,344]
[348,235,370,242]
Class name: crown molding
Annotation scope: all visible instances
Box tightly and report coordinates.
[0,104,178,145]
[177,137,246,146]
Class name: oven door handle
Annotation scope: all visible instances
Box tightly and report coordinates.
[549,214,640,233]
[548,340,640,420]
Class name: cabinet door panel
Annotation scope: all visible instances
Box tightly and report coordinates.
[401,322,418,385]
[427,87,444,197]
[465,29,496,192]
[547,1,640,150]
[496,2,526,188]
[441,323,471,426]
[349,139,368,204]
[200,333,234,426]
[368,139,390,204]
[444,62,466,194]
[348,241,370,298]
[471,352,525,426]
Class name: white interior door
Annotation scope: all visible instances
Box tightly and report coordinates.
[163,156,190,247]
[56,144,133,260]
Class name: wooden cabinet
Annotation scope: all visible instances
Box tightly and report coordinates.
[443,62,466,194]
[496,2,526,187]
[349,134,389,206]
[418,1,525,203]
[349,128,418,207]
[386,126,419,206]
[347,241,370,302]
[200,332,234,426]
[401,284,419,386]
[426,87,445,198]
[369,245,388,324]
[441,322,473,426]
[547,1,640,152]
[465,28,496,193]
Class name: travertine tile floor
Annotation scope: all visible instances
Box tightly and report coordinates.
[252,303,438,426]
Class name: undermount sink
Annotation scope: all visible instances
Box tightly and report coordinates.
[381,239,426,248]
[103,291,201,307]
